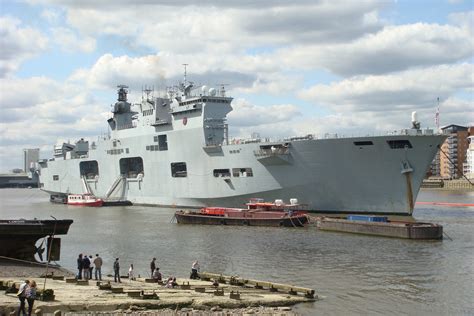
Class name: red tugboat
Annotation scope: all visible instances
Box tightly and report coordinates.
[67,193,103,207]
[175,198,309,227]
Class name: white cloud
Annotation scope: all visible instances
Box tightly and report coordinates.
[51,27,96,53]
[298,63,473,111]
[277,22,473,76]
[228,98,301,128]
[0,16,48,77]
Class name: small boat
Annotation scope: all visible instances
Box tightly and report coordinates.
[50,194,67,204]
[67,193,103,207]
[175,198,309,227]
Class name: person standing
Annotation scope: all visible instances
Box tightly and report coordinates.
[93,254,103,281]
[82,255,91,280]
[25,280,37,316]
[150,257,156,277]
[88,255,94,279]
[128,264,135,281]
[77,254,83,280]
[16,279,29,316]
[113,258,121,283]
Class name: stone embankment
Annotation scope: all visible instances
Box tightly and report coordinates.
[0,261,315,315]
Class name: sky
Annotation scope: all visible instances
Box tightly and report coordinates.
[0,0,473,172]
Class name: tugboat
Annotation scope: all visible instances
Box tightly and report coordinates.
[67,193,103,207]
[175,198,309,227]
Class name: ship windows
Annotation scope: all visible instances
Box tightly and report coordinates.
[213,169,231,177]
[147,135,168,151]
[232,168,253,177]
[387,140,413,149]
[80,161,99,179]
[158,135,168,151]
[120,157,144,178]
[354,141,373,146]
[107,149,125,155]
[53,175,59,181]
[171,162,187,177]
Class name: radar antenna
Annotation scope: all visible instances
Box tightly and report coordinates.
[117,85,129,102]
[218,83,229,97]
[183,64,188,86]
[142,85,154,102]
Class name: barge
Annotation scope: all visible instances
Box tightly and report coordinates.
[0,219,73,261]
[175,198,309,227]
[317,216,443,240]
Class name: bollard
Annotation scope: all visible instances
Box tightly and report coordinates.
[254,283,263,289]
[229,290,240,300]
[213,288,224,296]
[180,282,191,290]
[111,287,124,293]
[127,290,141,298]
[269,286,278,292]
[194,287,206,293]
[65,278,76,284]
[54,310,61,316]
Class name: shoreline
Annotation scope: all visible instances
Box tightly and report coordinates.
[0,261,315,315]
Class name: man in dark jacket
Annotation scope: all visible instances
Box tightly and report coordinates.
[114,258,121,283]
[82,255,91,280]
[150,258,156,277]
[77,254,83,279]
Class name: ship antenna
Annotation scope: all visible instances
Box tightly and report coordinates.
[183,63,188,86]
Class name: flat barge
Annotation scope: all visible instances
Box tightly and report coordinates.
[317,216,443,239]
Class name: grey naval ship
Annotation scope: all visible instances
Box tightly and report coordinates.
[38,72,446,215]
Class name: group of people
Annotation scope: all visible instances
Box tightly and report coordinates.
[16,280,37,316]
[77,253,103,281]
[76,254,200,286]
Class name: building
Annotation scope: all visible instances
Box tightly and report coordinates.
[438,125,469,179]
[23,148,40,173]
[464,135,474,180]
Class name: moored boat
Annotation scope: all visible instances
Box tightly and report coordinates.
[67,193,103,207]
[175,199,309,227]
[37,69,447,215]
[50,194,67,204]
[0,219,73,261]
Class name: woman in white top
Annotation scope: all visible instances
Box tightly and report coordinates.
[128,264,134,281]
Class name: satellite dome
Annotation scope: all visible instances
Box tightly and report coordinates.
[209,88,217,96]
[201,85,208,95]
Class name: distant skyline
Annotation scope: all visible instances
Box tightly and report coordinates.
[1,0,473,171]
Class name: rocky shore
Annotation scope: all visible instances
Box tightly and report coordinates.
[0,261,314,315]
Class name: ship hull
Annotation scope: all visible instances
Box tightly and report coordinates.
[39,133,445,215]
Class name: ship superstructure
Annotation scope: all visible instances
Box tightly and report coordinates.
[38,71,446,215]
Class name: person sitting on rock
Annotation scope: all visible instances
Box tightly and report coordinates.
[153,268,162,284]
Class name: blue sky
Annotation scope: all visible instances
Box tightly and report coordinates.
[0,0,473,171]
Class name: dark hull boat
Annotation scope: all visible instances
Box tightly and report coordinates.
[175,206,309,227]
[0,219,73,261]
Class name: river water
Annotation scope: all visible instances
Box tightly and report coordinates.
[0,189,473,315]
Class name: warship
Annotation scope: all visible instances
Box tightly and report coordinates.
[38,69,445,215]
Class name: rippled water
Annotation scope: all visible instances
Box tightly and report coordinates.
[0,189,473,315]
